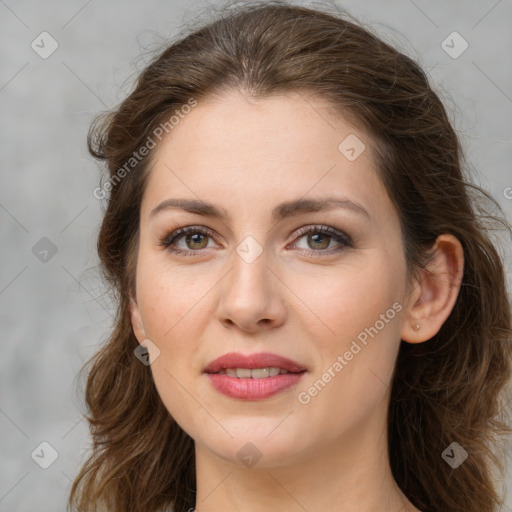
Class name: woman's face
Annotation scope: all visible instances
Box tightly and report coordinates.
[130,90,413,467]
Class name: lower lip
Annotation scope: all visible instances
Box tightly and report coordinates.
[206,372,306,400]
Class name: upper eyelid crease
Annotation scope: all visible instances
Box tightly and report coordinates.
[149,197,370,222]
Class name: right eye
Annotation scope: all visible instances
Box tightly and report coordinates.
[159,226,218,257]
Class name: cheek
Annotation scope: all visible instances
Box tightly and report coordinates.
[135,249,218,340]
[134,253,216,426]
[291,256,404,422]
[293,254,404,353]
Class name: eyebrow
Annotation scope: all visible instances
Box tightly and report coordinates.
[149,196,370,222]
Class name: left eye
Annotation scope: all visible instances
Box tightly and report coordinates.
[293,229,345,251]
[159,225,352,256]
[289,225,352,255]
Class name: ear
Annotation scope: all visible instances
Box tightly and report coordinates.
[128,295,146,343]
[400,234,464,344]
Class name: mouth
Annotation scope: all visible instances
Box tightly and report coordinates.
[203,351,308,375]
[203,352,307,400]
[214,367,303,378]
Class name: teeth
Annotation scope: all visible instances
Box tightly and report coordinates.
[219,367,289,378]
[236,368,252,378]
[269,367,281,377]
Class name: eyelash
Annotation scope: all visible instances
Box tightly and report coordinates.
[158,224,353,258]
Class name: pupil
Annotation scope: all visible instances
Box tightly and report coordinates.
[188,233,206,248]
[309,233,329,249]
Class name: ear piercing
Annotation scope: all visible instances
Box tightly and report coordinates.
[413,322,421,331]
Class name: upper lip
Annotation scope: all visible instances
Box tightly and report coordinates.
[204,352,307,374]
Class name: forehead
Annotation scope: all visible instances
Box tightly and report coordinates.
[141,90,391,223]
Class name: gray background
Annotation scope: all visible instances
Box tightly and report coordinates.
[1,0,511,510]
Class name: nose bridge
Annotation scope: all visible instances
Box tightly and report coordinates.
[217,235,286,331]
[228,237,272,303]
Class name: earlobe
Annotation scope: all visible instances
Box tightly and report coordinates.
[128,296,146,343]
[401,234,464,344]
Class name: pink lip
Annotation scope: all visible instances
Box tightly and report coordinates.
[203,352,307,374]
[203,352,308,400]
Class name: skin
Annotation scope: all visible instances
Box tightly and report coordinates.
[129,90,464,512]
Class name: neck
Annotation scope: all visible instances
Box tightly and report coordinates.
[193,405,418,512]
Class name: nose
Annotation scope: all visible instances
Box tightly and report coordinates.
[217,247,287,333]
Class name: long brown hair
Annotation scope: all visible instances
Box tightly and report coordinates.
[68,2,512,511]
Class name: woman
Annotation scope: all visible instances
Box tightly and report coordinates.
[68,2,512,511]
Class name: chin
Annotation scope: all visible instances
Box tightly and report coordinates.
[196,419,311,468]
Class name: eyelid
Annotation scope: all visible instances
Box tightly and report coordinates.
[160,225,218,247]
[287,224,353,247]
